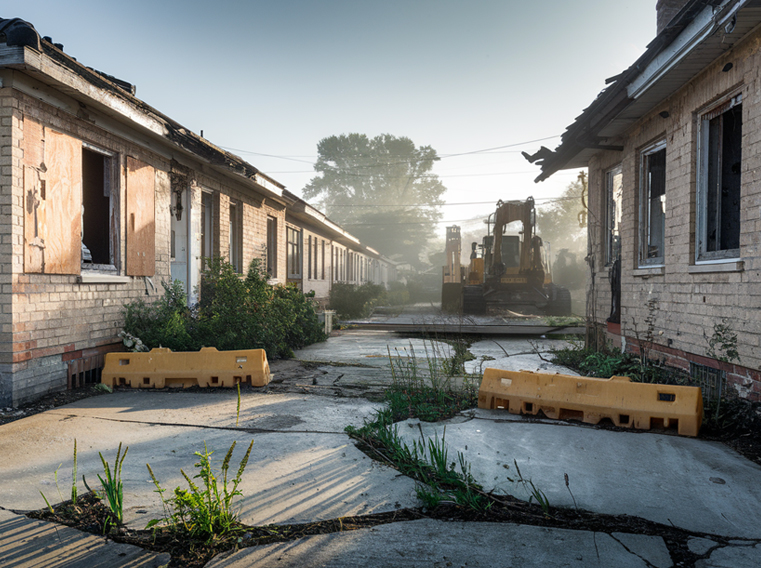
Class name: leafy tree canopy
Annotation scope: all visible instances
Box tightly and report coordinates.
[303,133,446,267]
[536,172,588,290]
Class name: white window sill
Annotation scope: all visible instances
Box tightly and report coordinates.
[633,266,665,277]
[689,260,744,274]
[78,273,132,284]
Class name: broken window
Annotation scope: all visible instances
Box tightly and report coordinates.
[697,94,742,261]
[266,216,277,277]
[81,146,115,267]
[287,226,301,278]
[605,165,623,266]
[639,141,666,266]
[229,201,241,272]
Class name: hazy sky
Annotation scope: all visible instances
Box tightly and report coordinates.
[12,1,656,236]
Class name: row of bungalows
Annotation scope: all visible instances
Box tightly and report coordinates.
[0,17,396,407]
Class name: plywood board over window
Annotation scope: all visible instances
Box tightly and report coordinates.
[23,120,82,275]
[125,156,155,276]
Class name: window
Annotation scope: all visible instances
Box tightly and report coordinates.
[201,192,214,261]
[229,201,241,272]
[605,165,623,265]
[287,227,302,278]
[266,216,277,277]
[307,235,312,279]
[639,141,666,266]
[321,240,326,280]
[81,147,115,267]
[697,94,742,261]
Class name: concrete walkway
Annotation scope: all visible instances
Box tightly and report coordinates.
[1,331,760,567]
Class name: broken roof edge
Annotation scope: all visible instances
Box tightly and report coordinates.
[0,17,286,199]
[527,0,740,183]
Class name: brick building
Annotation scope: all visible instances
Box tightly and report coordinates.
[0,18,396,407]
[526,0,761,400]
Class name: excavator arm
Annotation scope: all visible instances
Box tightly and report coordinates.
[491,197,537,276]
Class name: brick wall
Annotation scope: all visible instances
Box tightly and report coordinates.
[587,27,761,399]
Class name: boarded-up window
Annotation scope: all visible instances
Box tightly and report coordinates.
[125,156,155,276]
[23,121,82,275]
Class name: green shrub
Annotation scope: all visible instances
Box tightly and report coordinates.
[123,258,325,358]
[386,281,410,306]
[329,282,386,319]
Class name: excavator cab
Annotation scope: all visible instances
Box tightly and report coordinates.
[444,197,571,316]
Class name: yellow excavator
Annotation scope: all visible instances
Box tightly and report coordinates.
[441,197,571,315]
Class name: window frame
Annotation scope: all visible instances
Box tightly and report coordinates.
[266,216,278,277]
[81,143,118,272]
[696,92,743,263]
[286,226,302,279]
[604,164,623,266]
[229,200,242,273]
[201,191,215,262]
[638,140,667,267]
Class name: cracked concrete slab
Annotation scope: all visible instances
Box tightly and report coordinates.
[0,393,418,529]
[689,537,720,555]
[611,532,673,568]
[206,519,663,568]
[696,543,761,567]
[397,411,761,538]
[0,509,169,567]
[43,390,380,432]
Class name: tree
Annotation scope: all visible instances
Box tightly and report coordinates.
[535,172,588,290]
[303,133,446,267]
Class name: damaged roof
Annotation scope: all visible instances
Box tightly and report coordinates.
[525,0,761,182]
[0,16,285,196]
[0,17,395,264]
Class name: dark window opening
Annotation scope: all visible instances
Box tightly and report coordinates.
[81,148,112,265]
[201,192,214,261]
[704,103,742,255]
[640,144,666,265]
[266,216,277,277]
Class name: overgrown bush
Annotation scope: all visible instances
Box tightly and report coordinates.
[123,258,325,358]
[385,281,410,306]
[328,282,386,319]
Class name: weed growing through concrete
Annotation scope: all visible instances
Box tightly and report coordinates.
[346,412,490,512]
[86,442,128,528]
[146,440,254,544]
[386,342,478,422]
[40,439,78,514]
[512,460,550,517]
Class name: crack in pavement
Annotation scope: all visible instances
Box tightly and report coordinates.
[609,533,659,568]
[47,412,348,436]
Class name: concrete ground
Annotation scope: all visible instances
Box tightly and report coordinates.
[1,329,760,567]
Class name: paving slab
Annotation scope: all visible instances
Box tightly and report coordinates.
[0,392,418,530]
[292,329,575,399]
[205,519,663,568]
[396,410,761,538]
[43,390,380,432]
[696,543,761,567]
[0,508,169,567]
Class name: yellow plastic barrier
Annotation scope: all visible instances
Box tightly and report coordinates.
[101,347,271,389]
[478,368,703,437]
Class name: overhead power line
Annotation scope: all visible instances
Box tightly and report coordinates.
[219,134,561,171]
[324,195,579,208]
